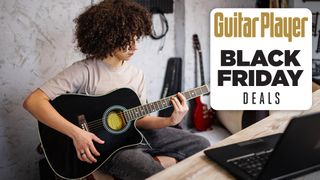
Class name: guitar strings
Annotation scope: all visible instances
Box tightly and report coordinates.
[86,97,175,128]
[86,88,204,127]
[86,111,131,130]
[86,110,141,131]
[86,87,206,132]
[86,111,128,126]
[86,106,149,127]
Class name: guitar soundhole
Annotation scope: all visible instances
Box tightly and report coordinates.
[106,110,126,131]
[102,105,130,134]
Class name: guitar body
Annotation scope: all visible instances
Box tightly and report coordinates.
[37,85,210,179]
[38,88,143,179]
[193,96,213,131]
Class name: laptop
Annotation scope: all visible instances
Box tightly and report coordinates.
[204,112,320,180]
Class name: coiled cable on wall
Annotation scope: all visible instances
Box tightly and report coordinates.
[150,7,168,53]
[150,7,169,40]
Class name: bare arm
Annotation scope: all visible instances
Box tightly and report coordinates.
[23,89,104,163]
[136,92,189,129]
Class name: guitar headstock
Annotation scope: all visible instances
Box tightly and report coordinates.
[192,34,201,50]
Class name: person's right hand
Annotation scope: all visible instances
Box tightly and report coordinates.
[72,128,105,164]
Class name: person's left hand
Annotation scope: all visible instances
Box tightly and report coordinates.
[169,92,189,126]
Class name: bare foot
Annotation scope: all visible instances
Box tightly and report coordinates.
[154,156,177,168]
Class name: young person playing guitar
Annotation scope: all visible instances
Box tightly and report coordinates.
[23,0,209,179]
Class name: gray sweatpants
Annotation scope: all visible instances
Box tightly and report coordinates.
[100,127,210,180]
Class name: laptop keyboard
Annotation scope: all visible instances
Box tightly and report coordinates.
[227,149,273,178]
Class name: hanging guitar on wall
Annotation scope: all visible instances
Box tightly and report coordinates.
[192,34,215,131]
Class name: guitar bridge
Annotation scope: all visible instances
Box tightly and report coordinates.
[78,115,89,131]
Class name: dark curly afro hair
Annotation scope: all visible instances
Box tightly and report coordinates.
[74,0,152,59]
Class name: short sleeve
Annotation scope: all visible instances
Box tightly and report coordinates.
[40,62,87,100]
[137,71,147,105]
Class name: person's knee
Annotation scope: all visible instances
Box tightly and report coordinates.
[104,148,164,179]
[194,136,210,151]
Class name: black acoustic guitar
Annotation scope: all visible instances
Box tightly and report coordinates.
[38,85,210,179]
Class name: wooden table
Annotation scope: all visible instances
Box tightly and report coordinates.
[148,89,320,180]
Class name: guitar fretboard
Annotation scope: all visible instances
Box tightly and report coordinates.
[123,85,210,121]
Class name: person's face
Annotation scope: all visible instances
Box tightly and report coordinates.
[113,37,138,61]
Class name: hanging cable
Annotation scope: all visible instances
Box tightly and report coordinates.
[149,7,169,53]
[150,7,169,40]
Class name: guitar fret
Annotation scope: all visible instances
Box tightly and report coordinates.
[161,100,165,109]
[125,111,131,121]
[150,103,154,112]
[142,106,146,115]
[125,111,129,121]
[190,90,196,98]
[126,110,132,120]
[195,88,201,96]
[136,108,140,118]
[157,101,162,109]
[161,99,166,108]
[157,101,162,110]
[167,98,171,106]
[154,101,159,110]
[137,108,141,118]
[166,98,170,106]
[188,91,191,98]
[199,86,203,94]
[134,109,138,119]
[146,104,151,114]
[138,107,142,117]
[132,108,138,119]
[139,106,144,117]
[201,86,208,94]
[123,112,127,121]
[154,102,158,111]
[154,102,157,111]
[158,100,162,108]
[130,110,134,120]
[186,91,191,99]
[154,102,159,111]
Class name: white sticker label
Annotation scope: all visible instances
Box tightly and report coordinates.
[210,9,312,110]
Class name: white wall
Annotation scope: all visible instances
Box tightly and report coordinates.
[0,1,88,179]
[0,0,174,179]
[183,0,256,91]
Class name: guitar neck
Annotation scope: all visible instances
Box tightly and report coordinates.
[198,50,205,86]
[124,85,210,121]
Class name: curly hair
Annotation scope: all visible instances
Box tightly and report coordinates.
[74,0,152,59]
